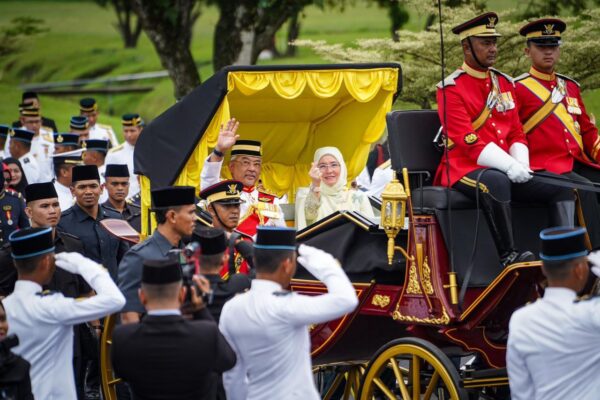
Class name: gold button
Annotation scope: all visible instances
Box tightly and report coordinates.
[497,130,502,134]
[492,123,496,127]
[566,139,570,143]
[500,139,504,144]
[564,129,568,133]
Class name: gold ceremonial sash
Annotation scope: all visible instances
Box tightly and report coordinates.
[471,105,491,131]
[520,77,584,151]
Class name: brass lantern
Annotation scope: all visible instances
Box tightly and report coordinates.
[380,173,408,264]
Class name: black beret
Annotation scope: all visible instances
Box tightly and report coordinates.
[192,227,227,255]
[255,226,296,251]
[540,226,588,261]
[151,186,196,209]
[199,180,243,205]
[72,165,100,183]
[104,164,130,178]
[25,182,58,203]
[10,227,55,260]
[142,258,182,284]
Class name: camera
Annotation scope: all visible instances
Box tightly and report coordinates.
[171,242,213,306]
[0,334,19,372]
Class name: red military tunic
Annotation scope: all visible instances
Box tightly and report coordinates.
[435,62,528,187]
[514,67,600,174]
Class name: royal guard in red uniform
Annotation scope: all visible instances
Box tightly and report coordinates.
[436,12,574,267]
[200,118,285,237]
[514,18,600,248]
[199,180,254,279]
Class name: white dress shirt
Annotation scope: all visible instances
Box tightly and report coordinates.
[4,274,125,400]
[19,151,40,184]
[219,268,357,400]
[105,141,139,198]
[507,287,600,400]
[200,156,286,227]
[355,162,393,198]
[54,180,74,211]
[90,123,119,147]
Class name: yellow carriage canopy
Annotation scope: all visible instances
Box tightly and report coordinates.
[134,64,402,234]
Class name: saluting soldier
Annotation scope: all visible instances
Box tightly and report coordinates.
[199,180,254,278]
[436,12,574,268]
[8,128,40,184]
[79,98,119,147]
[53,132,80,155]
[514,19,600,248]
[57,165,128,281]
[102,164,141,232]
[2,228,125,400]
[507,227,600,399]
[105,113,143,199]
[201,119,285,236]
[70,115,90,143]
[118,186,196,324]
[11,91,58,133]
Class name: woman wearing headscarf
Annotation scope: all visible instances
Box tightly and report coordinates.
[3,158,28,197]
[295,146,374,230]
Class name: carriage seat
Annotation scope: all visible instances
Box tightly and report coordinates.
[412,186,474,212]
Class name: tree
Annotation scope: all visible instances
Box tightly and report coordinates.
[295,1,600,109]
[0,17,47,57]
[211,0,313,71]
[520,0,588,19]
[131,0,201,99]
[94,0,143,48]
[375,0,409,41]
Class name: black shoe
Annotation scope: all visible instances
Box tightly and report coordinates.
[500,250,535,268]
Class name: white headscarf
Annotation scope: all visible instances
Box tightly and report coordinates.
[313,146,347,194]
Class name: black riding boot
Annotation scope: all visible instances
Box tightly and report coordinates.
[549,200,576,228]
[480,194,535,268]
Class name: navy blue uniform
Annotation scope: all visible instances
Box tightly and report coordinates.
[101,199,141,233]
[57,203,128,281]
[0,191,29,245]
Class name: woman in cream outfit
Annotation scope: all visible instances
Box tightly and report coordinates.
[295,146,374,230]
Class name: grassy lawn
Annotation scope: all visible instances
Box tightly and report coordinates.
[0,0,598,132]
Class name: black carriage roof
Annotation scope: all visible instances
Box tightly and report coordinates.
[134,63,402,187]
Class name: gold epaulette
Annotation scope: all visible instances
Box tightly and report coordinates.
[109,143,125,153]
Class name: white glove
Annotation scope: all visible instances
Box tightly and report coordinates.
[588,250,600,277]
[477,142,532,183]
[55,252,107,282]
[509,142,530,169]
[297,244,341,281]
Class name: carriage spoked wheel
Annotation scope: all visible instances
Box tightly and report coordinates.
[100,314,121,400]
[358,338,466,400]
[314,362,368,400]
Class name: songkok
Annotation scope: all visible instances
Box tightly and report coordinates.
[104,164,130,178]
[80,98,98,112]
[142,258,182,284]
[540,226,588,261]
[19,106,40,117]
[0,125,11,138]
[54,133,80,147]
[192,227,227,255]
[25,182,58,203]
[255,226,296,251]
[199,180,243,205]
[10,128,34,144]
[82,139,109,154]
[151,186,195,210]
[452,12,502,41]
[231,140,262,157]
[122,113,142,127]
[10,227,55,260]
[519,18,566,47]
[70,116,89,130]
[72,165,100,183]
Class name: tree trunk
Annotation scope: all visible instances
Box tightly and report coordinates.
[132,0,200,99]
[285,11,300,57]
[111,0,143,49]
[213,1,246,72]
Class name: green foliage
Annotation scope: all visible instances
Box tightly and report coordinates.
[520,0,589,19]
[0,17,47,57]
[296,1,600,108]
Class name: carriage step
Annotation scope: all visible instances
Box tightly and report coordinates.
[462,368,509,389]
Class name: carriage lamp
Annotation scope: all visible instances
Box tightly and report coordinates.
[380,173,408,264]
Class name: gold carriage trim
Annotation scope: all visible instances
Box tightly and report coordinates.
[371,294,391,308]
[406,260,421,294]
[392,306,450,325]
[421,257,434,295]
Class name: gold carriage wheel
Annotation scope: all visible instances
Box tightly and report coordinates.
[100,314,120,400]
[313,363,368,400]
[359,337,466,400]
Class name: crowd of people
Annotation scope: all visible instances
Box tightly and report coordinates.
[0,9,599,400]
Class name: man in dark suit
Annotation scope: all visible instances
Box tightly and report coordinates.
[111,258,236,400]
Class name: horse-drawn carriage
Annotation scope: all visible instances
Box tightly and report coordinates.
[100,64,558,399]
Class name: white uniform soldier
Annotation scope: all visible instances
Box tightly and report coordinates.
[201,118,286,234]
[507,226,600,400]
[104,113,142,199]
[8,128,40,184]
[79,97,119,147]
[52,153,82,211]
[3,227,125,399]
[220,226,358,400]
